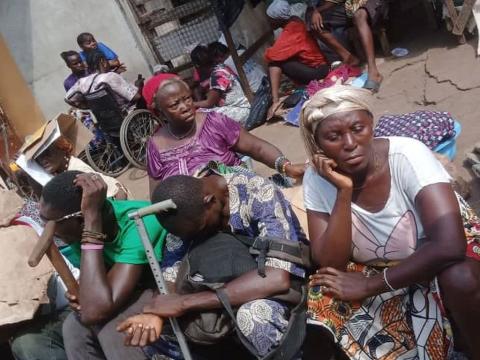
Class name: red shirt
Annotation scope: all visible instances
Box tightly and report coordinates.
[264,19,326,68]
[142,73,179,110]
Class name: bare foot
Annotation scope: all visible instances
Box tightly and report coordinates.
[267,101,283,121]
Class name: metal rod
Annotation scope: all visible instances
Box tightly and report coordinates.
[222,25,254,104]
[129,201,192,360]
[128,199,176,219]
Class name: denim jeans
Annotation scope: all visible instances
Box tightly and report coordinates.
[62,290,155,360]
[10,308,70,360]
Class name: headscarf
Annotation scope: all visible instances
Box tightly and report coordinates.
[300,85,374,159]
[266,0,291,20]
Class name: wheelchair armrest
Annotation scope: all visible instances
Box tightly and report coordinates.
[65,91,88,109]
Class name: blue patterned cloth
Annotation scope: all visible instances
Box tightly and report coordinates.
[160,170,307,279]
[151,170,307,359]
[237,299,291,357]
[144,299,292,359]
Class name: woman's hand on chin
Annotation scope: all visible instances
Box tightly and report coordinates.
[312,154,353,191]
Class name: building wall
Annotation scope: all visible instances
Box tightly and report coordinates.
[0,0,153,120]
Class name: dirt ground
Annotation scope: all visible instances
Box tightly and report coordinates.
[120,24,480,211]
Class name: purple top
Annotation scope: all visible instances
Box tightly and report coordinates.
[63,71,89,92]
[64,73,82,92]
[147,111,242,181]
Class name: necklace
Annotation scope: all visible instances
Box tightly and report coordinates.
[167,122,196,140]
[352,149,381,191]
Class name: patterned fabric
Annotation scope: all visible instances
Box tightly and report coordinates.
[224,171,307,277]
[306,64,362,97]
[146,112,242,181]
[143,300,293,359]
[237,299,290,357]
[457,193,480,261]
[307,194,480,359]
[204,64,250,125]
[154,170,306,359]
[344,0,369,16]
[374,111,456,150]
[160,170,308,278]
[318,0,388,23]
[307,263,452,360]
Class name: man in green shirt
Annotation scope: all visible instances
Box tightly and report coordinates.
[39,170,166,360]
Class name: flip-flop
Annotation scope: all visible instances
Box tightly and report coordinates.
[363,79,381,93]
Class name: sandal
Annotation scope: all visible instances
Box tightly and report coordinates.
[363,79,382,93]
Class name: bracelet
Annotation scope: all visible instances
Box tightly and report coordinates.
[81,236,104,245]
[281,161,291,175]
[82,229,107,241]
[81,243,104,251]
[274,155,287,173]
[383,268,396,291]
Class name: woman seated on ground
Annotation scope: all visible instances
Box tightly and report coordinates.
[208,41,266,93]
[265,0,329,118]
[308,0,386,91]
[28,136,128,199]
[147,78,305,194]
[190,45,251,125]
[300,85,480,359]
[65,50,141,112]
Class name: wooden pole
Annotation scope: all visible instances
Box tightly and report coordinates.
[222,26,254,104]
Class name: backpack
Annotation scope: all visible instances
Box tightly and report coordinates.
[175,232,311,360]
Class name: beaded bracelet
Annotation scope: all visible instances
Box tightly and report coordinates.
[81,243,104,251]
[274,155,287,173]
[281,160,292,175]
[383,268,396,291]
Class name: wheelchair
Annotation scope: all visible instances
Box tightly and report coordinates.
[70,84,160,176]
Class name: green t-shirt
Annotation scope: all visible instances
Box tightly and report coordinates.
[69,199,167,268]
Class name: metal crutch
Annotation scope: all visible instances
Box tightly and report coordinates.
[128,200,193,360]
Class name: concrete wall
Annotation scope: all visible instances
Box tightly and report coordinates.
[0,0,153,120]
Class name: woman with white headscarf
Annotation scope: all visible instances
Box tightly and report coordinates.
[301,85,480,359]
[264,0,330,119]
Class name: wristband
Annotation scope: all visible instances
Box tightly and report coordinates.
[81,243,104,251]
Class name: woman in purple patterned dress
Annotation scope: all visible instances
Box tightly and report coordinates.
[146,78,305,195]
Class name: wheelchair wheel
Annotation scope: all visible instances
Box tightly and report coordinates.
[120,109,160,169]
[85,137,129,177]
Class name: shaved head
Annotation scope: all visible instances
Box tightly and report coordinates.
[153,78,192,114]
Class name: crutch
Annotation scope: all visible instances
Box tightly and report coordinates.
[128,200,193,360]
